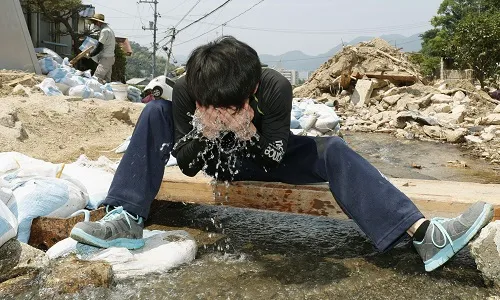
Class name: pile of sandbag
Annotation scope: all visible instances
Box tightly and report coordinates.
[127,86,142,103]
[0,152,117,244]
[290,98,341,136]
[36,57,115,100]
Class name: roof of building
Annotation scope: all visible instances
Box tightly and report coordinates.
[126,78,149,85]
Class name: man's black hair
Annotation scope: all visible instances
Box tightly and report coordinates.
[185,36,262,110]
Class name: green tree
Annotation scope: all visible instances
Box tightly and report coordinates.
[126,41,174,79]
[451,12,500,88]
[417,0,499,81]
[21,0,89,55]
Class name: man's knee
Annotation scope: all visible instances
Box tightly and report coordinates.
[140,100,173,126]
[324,136,348,155]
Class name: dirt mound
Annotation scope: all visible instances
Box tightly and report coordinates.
[0,94,143,163]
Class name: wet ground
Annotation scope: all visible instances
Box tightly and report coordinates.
[14,133,500,299]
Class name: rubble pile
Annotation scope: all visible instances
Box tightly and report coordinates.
[293,39,500,164]
[294,38,422,99]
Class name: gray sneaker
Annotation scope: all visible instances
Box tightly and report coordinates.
[70,206,145,250]
[413,201,493,272]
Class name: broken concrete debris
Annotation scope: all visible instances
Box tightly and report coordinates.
[292,38,500,164]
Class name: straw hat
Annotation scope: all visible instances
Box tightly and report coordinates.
[88,13,106,24]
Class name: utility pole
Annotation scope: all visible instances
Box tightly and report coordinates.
[139,0,159,78]
[163,28,176,76]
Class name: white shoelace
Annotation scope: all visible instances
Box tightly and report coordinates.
[98,206,141,228]
[429,217,455,251]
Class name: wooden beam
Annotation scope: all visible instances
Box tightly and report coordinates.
[157,167,500,220]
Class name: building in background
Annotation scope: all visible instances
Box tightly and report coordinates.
[276,68,299,85]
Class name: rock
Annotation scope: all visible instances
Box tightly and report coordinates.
[481,132,496,142]
[431,94,453,103]
[40,256,112,297]
[452,104,466,114]
[383,94,401,106]
[0,110,17,128]
[465,135,483,144]
[340,90,349,96]
[494,104,500,113]
[481,114,500,125]
[431,104,452,113]
[383,87,399,97]
[484,125,498,134]
[370,111,397,123]
[0,270,39,299]
[410,94,432,109]
[395,95,414,112]
[453,90,466,101]
[326,101,334,107]
[435,112,465,125]
[395,111,438,129]
[370,78,389,89]
[12,84,29,97]
[395,129,414,140]
[423,126,445,139]
[0,239,49,283]
[470,221,500,289]
[445,128,468,143]
[351,79,374,107]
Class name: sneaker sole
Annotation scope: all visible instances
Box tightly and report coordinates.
[423,203,494,272]
[70,228,145,250]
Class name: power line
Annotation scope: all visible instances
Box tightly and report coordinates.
[175,0,266,46]
[174,0,201,28]
[177,0,234,34]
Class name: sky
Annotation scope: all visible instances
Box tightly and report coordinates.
[84,0,442,58]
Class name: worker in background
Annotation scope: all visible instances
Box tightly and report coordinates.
[88,13,116,83]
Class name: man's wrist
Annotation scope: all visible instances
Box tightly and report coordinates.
[236,123,257,141]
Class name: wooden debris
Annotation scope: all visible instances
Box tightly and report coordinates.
[6,74,34,87]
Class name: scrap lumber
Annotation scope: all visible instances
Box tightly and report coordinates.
[354,72,418,83]
[6,74,34,87]
[157,167,500,220]
[70,47,93,66]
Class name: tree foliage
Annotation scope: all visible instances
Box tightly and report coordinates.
[451,12,500,87]
[417,0,500,83]
[21,0,89,55]
[125,42,175,79]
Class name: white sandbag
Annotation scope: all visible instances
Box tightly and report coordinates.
[298,114,318,131]
[72,75,88,86]
[315,115,340,134]
[166,156,177,167]
[290,116,301,129]
[47,67,70,83]
[86,79,103,93]
[68,85,94,99]
[62,163,114,210]
[101,84,115,100]
[48,230,197,280]
[0,200,17,248]
[127,86,141,96]
[55,83,71,95]
[290,128,304,135]
[36,78,63,96]
[9,177,88,243]
[0,152,63,178]
[93,92,105,100]
[60,75,80,88]
[128,93,142,103]
[38,57,59,75]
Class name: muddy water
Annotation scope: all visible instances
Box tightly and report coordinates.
[23,133,500,299]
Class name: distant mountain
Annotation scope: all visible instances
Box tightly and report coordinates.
[259,33,422,73]
[173,33,422,73]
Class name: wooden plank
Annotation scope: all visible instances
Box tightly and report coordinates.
[363,72,417,82]
[157,167,500,220]
[6,74,34,87]
[70,47,93,66]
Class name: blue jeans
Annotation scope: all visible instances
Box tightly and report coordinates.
[104,100,424,251]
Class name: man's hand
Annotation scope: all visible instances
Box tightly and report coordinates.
[219,103,256,141]
[194,103,224,140]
